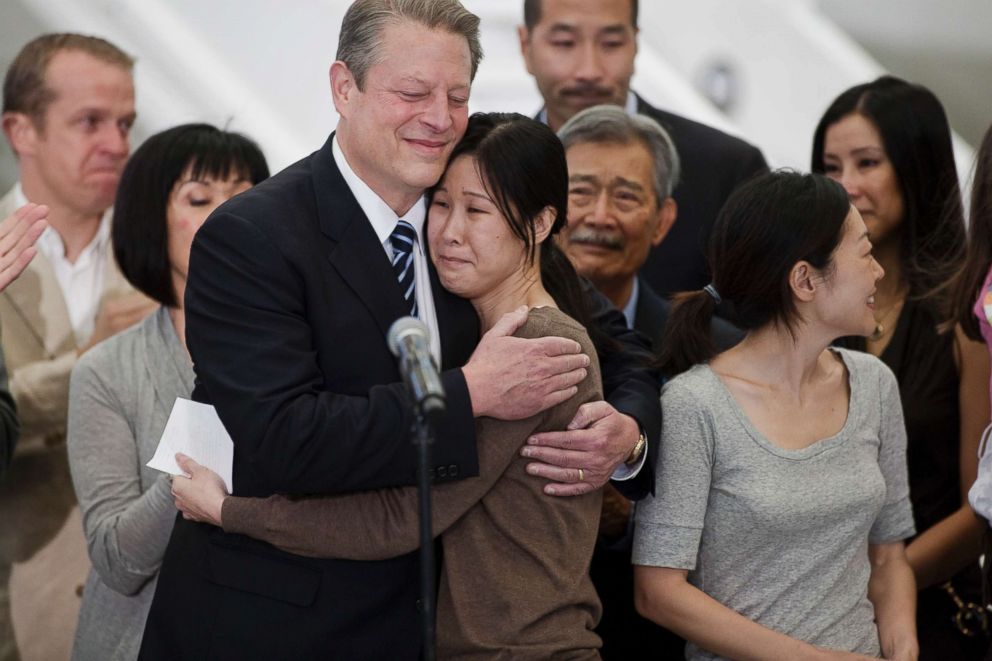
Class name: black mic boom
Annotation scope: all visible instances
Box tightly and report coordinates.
[387,316,447,419]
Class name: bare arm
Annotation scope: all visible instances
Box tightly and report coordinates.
[867,542,918,661]
[633,566,874,661]
[905,326,988,588]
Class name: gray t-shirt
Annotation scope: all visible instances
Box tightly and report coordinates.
[633,348,915,660]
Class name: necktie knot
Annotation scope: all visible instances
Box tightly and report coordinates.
[390,220,418,317]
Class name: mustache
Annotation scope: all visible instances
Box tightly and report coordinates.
[560,82,614,99]
[566,226,624,250]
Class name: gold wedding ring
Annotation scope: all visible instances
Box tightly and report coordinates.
[578,468,585,482]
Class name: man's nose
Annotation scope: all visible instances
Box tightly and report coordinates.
[575,43,604,82]
[422,93,454,133]
[100,122,129,157]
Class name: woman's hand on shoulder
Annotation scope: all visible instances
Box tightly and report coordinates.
[171,453,228,526]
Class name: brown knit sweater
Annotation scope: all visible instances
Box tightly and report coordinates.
[222,307,604,659]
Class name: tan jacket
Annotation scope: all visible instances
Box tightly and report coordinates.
[0,185,135,661]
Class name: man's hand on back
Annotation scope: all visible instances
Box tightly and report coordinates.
[462,305,589,420]
[522,401,640,496]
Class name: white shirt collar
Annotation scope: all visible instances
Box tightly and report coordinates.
[331,135,427,245]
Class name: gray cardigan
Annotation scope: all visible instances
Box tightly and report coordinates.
[67,307,193,661]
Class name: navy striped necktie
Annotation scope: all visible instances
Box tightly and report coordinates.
[390,220,418,317]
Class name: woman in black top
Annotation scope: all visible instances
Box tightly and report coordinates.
[812,76,990,658]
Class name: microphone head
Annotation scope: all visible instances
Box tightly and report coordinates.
[387,316,429,357]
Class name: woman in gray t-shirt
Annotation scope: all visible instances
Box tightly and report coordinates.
[634,171,917,661]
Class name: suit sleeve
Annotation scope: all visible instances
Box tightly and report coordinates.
[582,279,662,500]
[0,339,19,478]
[185,211,476,497]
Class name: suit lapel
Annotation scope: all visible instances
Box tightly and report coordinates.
[313,135,409,339]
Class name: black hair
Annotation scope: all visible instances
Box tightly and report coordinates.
[948,123,992,339]
[811,76,965,312]
[435,112,609,350]
[523,0,638,30]
[657,171,850,377]
[112,123,269,307]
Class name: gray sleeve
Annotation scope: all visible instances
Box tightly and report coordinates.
[869,363,916,544]
[633,379,714,569]
[67,355,176,596]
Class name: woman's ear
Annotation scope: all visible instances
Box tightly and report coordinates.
[534,206,556,244]
[790,260,818,303]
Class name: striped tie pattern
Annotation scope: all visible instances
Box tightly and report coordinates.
[390,220,418,317]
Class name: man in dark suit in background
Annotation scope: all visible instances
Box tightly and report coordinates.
[520,0,768,297]
[140,2,660,659]
[557,104,742,660]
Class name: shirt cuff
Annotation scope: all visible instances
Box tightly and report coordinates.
[610,439,648,481]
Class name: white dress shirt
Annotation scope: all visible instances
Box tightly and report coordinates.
[331,137,442,365]
[15,183,111,344]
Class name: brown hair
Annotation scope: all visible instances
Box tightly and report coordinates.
[3,33,133,124]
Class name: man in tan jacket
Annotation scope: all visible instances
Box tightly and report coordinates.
[0,34,154,661]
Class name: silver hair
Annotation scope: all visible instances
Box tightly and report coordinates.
[557,104,681,201]
[336,0,483,90]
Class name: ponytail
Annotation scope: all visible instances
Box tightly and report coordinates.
[655,290,719,378]
[540,240,617,357]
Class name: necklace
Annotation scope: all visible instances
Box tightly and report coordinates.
[869,298,904,342]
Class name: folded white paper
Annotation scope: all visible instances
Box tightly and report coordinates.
[148,398,234,493]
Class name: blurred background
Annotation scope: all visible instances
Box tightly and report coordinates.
[1,0,989,190]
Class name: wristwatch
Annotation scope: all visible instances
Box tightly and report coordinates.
[625,429,647,466]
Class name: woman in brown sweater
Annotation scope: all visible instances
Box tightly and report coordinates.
[172,113,610,659]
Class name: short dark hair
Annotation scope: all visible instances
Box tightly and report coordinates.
[657,171,850,377]
[523,0,639,30]
[811,76,965,305]
[337,0,483,89]
[3,33,133,124]
[112,124,269,307]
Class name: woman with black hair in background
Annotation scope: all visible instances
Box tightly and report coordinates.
[813,77,990,658]
[66,124,268,661]
[632,171,916,660]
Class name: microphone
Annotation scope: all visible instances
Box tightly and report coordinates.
[387,316,447,420]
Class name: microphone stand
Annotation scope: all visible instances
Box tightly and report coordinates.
[413,409,437,661]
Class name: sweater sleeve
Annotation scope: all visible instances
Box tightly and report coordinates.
[67,351,178,596]
[223,310,603,560]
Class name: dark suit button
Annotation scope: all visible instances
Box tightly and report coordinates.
[436,465,447,478]
[448,464,458,477]
[416,599,424,613]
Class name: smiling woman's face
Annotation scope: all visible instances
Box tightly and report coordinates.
[427,154,528,301]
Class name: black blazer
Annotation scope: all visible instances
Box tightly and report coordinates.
[633,95,768,297]
[139,135,660,660]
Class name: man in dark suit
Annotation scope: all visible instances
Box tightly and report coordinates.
[557,104,741,660]
[519,0,768,297]
[139,2,660,660]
